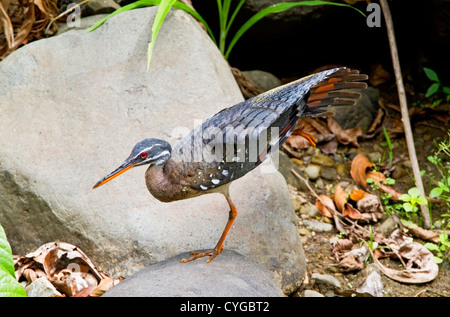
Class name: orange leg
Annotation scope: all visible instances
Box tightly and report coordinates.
[181,193,238,263]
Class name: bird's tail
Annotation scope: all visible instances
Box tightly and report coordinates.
[301,67,368,118]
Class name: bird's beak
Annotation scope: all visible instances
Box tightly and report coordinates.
[92,161,135,189]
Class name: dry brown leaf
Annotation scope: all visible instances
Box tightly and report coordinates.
[369,63,392,87]
[350,154,374,188]
[15,241,123,297]
[315,195,335,218]
[402,220,439,243]
[327,117,363,147]
[89,276,124,297]
[371,229,439,284]
[1,0,59,60]
[367,108,385,134]
[334,184,361,219]
[349,189,368,201]
[0,1,14,48]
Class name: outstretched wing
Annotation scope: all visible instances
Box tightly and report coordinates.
[172,67,367,191]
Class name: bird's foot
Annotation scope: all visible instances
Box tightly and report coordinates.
[181,246,223,263]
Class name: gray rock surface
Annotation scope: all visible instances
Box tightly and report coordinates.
[0,8,305,293]
[104,250,284,297]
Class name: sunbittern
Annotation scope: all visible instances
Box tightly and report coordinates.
[93,67,367,263]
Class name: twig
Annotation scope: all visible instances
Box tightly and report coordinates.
[379,0,430,228]
[290,168,369,234]
[45,0,91,34]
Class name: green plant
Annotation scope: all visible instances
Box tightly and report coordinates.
[88,0,365,69]
[424,218,450,264]
[0,222,27,297]
[428,131,450,208]
[423,67,450,103]
[398,187,428,224]
[381,126,393,167]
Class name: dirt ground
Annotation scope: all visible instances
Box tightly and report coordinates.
[289,122,450,297]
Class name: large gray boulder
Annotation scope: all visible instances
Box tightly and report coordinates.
[104,250,284,297]
[0,7,305,294]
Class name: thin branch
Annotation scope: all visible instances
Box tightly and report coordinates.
[290,168,369,234]
[379,0,430,228]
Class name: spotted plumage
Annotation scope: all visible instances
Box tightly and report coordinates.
[93,67,368,263]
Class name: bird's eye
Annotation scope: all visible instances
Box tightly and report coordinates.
[140,152,148,159]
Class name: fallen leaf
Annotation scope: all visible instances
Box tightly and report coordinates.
[334,184,361,219]
[367,108,384,134]
[327,117,363,147]
[15,241,123,297]
[349,189,368,201]
[315,195,335,218]
[369,63,392,87]
[89,276,124,297]
[356,269,384,297]
[371,229,439,284]
[401,219,439,243]
[350,154,373,188]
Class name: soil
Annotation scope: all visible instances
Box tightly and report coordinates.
[288,117,450,297]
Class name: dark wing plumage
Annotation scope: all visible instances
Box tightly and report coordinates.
[172,67,367,192]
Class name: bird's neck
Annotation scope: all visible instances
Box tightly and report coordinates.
[145,160,187,202]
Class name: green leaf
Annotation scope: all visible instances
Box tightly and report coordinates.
[442,86,450,95]
[399,194,411,202]
[148,0,177,70]
[0,225,15,278]
[224,1,365,59]
[424,242,439,252]
[433,257,443,264]
[403,202,413,212]
[417,197,428,205]
[429,187,442,198]
[0,223,27,297]
[423,67,439,82]
[0,270,27,297]
[87,0,159,32]
[425,82,440,98]
[408,187,421,198]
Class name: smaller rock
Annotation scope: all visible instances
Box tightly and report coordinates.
[104,250,284,297]
[291,199,302,212]
[83,0,121,16]
[242,70,282,92]
[320,166,337,181]
[304,289,324,297]
[378,216,398,237]
[298,228,311,236]
[312,273,341,289]
[304,165,320,180]
[336,163,348,176]
[368,151,382,164]
[303,220,333,233]
[25,277,63,297]
[299,203,319,218]
[311,153,335,167]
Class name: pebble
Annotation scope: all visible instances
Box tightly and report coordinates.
[368,151,382,163]
[298,228,311,236]
[303,204,319,218]
[25,277,63,297]
[304,290,324,297]
[304,165,320,180]
[320,166,337,181]
[335,164,348,177]
[303,220,333,233]
[312,273,342,289]
[311,152,335,167]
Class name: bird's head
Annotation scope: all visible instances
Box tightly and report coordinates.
[93,138,171,189]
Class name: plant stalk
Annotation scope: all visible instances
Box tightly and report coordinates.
[380,0,430,228]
